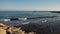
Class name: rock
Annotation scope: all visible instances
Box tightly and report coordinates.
[0,23,8,30]
[0,23,6,27]
[8,26,22,34]
[0,28,6,34]
[0,23,36,34]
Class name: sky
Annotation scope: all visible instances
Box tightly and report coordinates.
[0,0,60,11]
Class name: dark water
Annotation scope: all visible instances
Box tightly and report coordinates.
[0,11,58,25]
[0,11,60,32]
[0,11,58,19]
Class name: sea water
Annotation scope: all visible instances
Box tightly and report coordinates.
[0,11,59,26]
[0,11,58,19]
[0,11,60,32]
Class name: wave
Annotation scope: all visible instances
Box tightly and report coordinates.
[51,11,60,13]
[0,18,27,21]
[27,16,57,19]
[0,15,57,21]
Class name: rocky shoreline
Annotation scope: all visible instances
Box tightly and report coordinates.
[0,23,36,34]
[0,22,60,34]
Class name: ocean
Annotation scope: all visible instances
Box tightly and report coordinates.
[0,11,60,32]
[0,11,58,19]
[0,11,59,26]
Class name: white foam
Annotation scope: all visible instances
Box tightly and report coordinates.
[18,18,27,20]
[3,19,10,21]
[22,22,30,24]
[42,20,47,23]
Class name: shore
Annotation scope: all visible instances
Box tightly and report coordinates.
[0,16,60,34]
[0,23,36,34]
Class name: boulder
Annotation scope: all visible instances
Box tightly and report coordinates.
[0,28,6,34]
[0,23,6,27]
